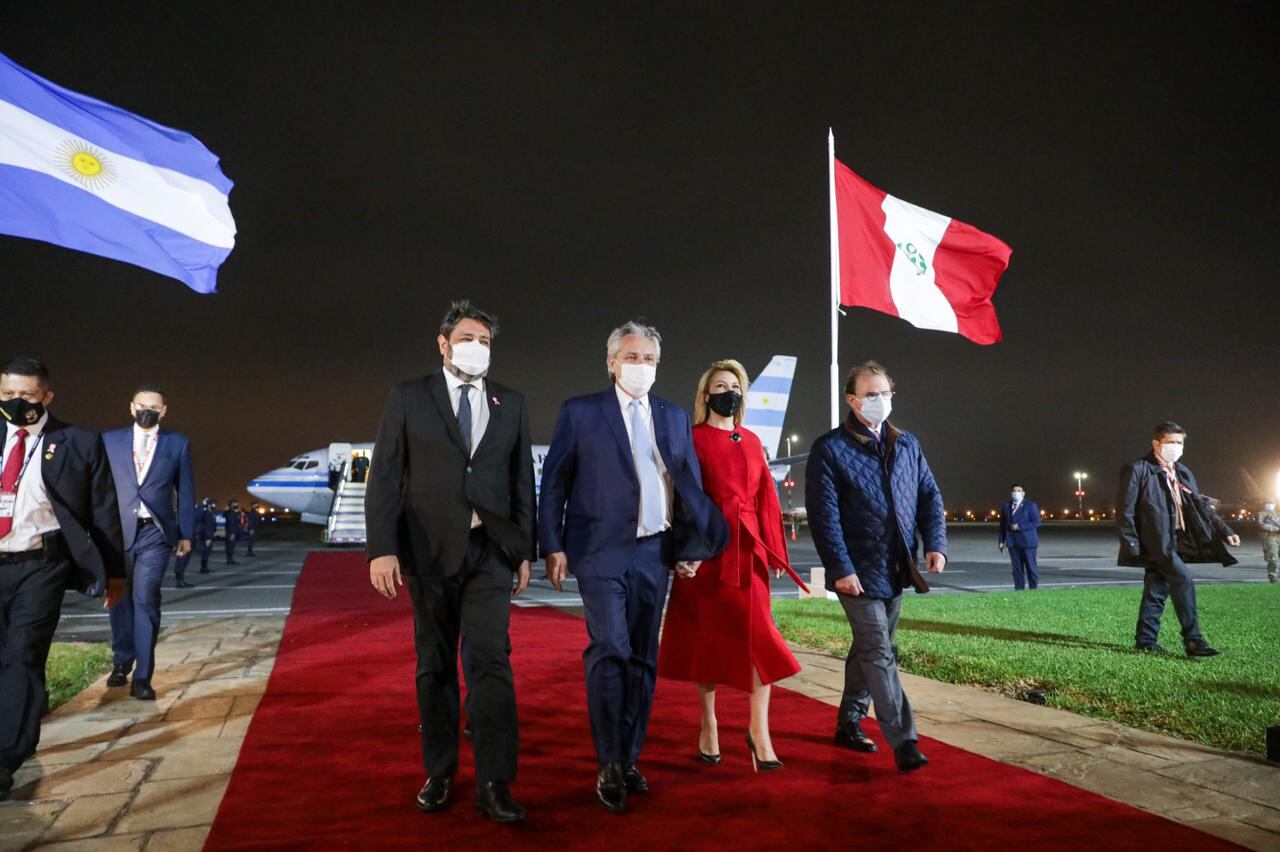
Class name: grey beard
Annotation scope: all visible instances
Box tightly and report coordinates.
[445,360,487,383]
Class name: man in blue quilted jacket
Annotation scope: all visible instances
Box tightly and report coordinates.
[806,361,947,773]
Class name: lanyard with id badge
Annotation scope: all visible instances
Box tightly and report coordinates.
[0,438,41,521]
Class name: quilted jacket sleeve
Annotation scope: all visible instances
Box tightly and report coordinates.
[805,435,857,581]
[914,440,947,555]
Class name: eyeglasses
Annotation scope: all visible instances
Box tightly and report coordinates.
[856,391,894,401]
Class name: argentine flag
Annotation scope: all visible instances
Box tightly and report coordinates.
[0,52,235,293]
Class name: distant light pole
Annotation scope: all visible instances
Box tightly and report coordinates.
[784,434,800,511]
[1073,471,1089,519]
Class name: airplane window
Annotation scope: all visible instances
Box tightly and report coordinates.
[303,461,319,470]
[291,462,307,470]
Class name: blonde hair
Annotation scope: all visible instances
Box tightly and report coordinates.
[694,359,749,427]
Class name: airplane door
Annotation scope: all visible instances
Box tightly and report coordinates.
[328,442,353,485]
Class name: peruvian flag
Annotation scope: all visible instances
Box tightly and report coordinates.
[830,143,1012,345]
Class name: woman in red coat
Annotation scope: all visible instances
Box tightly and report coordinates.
[658,359,808,770]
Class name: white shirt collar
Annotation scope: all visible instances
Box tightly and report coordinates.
[6,411,48,440]
[442,367,485,395]
[615,383,649,412]
[133,423,160,441]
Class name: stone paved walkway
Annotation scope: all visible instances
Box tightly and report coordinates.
[2,615,1277,850]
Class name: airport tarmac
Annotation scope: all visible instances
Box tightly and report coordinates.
[55,523,1275,641]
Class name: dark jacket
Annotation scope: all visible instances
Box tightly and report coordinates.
[365,371,537,575]
[102,426,196,549]
[194,507,217,540]
[39,416,126,594]
[999,499,1041,549]
[805,418,947,599]
[537,387,728,576]
[1116,453,1236,567]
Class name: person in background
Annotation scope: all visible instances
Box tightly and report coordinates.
[998,484,1042,590]
[1117,421,1240,657]
[806,360,946,774]
[352,453,370,484]
[245,501,260,557]
[172,500,198,589]
[658,359,806,772]
[0,358,125,799]
[103,385,195,701]
[223,500,241,565]
[1259,499,1279,584]
[195,499,217,574]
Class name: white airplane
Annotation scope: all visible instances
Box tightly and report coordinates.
[249,355,800,526]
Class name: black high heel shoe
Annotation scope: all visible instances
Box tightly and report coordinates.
[697,750,722,765]
[745,732,783,772]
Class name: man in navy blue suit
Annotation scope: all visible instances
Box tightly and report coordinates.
[103,385,195,700]
[998,484,1042,590]
[539,320,727,813]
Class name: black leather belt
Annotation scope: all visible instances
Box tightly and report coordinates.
[0,547,44,564]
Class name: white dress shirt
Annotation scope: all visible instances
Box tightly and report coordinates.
[614,384,672,537]
[442,368,489,528]
[133,424,160,518]
[0,413,59,552]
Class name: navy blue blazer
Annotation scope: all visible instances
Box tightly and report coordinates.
[537,387,728,577]
[103,427,195,549]
[999,499,1041,548]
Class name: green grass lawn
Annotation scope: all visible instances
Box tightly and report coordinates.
[773,584,1280,756]
[45,642,113,712]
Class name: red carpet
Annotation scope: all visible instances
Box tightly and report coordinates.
[207,553,1236,850]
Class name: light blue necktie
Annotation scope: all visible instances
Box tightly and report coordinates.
[630,399,665,532]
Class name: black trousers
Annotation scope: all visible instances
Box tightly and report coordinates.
[0,553,70,774]
[406,529,517,784]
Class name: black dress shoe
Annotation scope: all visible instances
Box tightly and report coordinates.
[894,741,929,773]
[596,762,626,813]
[622,763,648,794]
[834,720,879,753]
[1185,640,1221,657]
[475,781,526,823]
[415,776,453,812]
[106,665,130,688]
[130,679,156,701]
[1135,643,1168,655]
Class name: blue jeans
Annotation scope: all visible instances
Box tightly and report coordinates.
[576,534,669,765]
[1136,553,1203,646]
[1008,546,1039,590]
[109,522,171,680]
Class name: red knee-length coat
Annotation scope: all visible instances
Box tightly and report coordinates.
[659,424,807,691]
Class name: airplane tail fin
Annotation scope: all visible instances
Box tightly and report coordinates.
[743,355,797,463]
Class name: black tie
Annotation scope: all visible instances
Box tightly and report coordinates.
[458,385,473,456]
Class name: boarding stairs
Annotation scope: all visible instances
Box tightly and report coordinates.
[323,458,368,545]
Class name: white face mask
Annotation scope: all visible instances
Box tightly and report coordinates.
[1011,491,1024,503]
[1158,441,1184,464]
[617,364,657,398]
[858,396,892,426]
[449,340,490,377]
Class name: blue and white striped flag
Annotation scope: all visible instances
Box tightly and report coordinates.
[0,52,235,293]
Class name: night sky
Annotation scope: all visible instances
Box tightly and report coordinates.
[3,3,1277,512]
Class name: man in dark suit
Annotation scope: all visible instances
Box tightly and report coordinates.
[1117,421,1240,657]
[103,385,195,700]
[0,358,125,798]
[366,300,535,824]
[244,501,260,556]
[998,484,1042,590]
[539,321,727,813]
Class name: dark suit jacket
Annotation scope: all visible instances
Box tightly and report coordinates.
[103,426,195,550]
[38,416,126,594]
[194,507,217,540]
[365,371,537,576]
[999,499,1041,548]
[537,387,728,578]
[1116,453,1236,567]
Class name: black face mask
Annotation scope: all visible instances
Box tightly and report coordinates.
[706,391,742,418]
[0,397,45,427]
[134,409,161,429]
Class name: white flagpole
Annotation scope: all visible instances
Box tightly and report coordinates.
[828,128,841,429]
